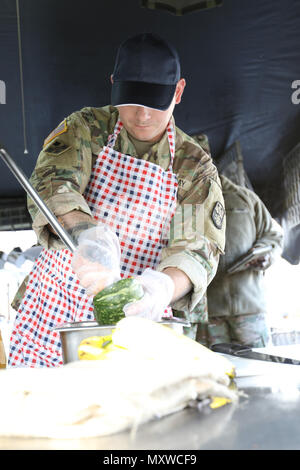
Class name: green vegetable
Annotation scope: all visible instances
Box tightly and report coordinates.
[93,277,144,325]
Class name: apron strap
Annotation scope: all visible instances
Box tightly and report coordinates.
[166,121,176,170]
[106,118,176,169]
[106,119,123,148]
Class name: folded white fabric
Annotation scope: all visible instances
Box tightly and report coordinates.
[0,318,238,439]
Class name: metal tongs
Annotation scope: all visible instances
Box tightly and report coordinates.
[0,144,76,252]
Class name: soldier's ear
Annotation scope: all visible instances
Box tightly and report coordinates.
[175,78,186,105]
[110,74,114,84]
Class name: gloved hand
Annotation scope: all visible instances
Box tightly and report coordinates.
[71,225,121,296]
[246,253,272,271]
[123,268,175,321]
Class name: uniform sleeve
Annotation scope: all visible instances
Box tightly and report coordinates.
[28,112,94,249]
[250,191,284,260]
[157,144,226,314]
[191,133,211,157]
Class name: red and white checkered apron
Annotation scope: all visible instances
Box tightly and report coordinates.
[8,119,178,367]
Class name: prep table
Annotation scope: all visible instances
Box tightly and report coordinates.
[1,344,300,450]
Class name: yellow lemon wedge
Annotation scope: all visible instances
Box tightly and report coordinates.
[77,335,112,360]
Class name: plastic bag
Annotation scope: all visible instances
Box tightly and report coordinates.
[71,225,121,295]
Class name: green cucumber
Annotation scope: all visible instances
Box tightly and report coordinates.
[93,277,144,325]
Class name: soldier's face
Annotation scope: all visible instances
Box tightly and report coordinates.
[116,79,185,143]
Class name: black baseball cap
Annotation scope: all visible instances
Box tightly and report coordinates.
[111,33,181,111]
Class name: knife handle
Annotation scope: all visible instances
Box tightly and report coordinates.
[211,342,252,354]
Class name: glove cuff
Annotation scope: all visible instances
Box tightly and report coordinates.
[141,268,175,304]
[68,222,97,244]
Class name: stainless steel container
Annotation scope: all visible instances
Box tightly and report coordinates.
[54,318,190,364]
[53,321,114,364]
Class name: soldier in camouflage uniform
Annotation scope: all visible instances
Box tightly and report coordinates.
[196,174,283,348]
[8,33,225,366]
[181,134,284,345]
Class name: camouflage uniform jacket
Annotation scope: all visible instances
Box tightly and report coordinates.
[25,105,226,314]
[207,175,283,317]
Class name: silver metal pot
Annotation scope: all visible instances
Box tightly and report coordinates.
[53,321,114,364]
[54,318,190,364]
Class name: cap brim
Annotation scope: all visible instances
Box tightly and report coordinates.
[111,81,176,111]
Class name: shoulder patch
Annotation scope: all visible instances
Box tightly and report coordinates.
[45,140,70,156]
[43,119,67,148]
[211,201,225,229]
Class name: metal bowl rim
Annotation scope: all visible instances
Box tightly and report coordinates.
[53,321,115,332]
[53,317,190,333]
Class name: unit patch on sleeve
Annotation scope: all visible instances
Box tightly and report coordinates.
[45,140,70,156]
[211,201,225,229]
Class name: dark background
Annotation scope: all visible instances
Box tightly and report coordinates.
[0,0,300,259]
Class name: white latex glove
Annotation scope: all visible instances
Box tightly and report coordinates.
[71,225,121,296]
[123,268,175,322]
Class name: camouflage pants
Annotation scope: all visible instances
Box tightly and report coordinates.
[183,323,199,340]
[196,313,271,348]
[174,294,209,341]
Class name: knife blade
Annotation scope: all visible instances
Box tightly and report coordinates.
[211,342,300,366]
[160,316,191,327]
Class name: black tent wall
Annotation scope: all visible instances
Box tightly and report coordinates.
[1,0,300,259]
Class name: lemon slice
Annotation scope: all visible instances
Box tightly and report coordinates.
[78,335,112,360]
